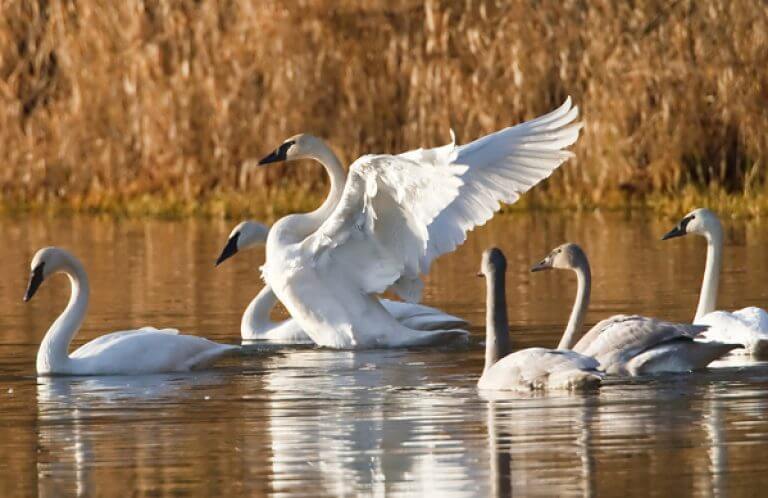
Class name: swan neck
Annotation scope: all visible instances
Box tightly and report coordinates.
[560,261,591,350]
[37,260,89,373]
[696,226,723,321]
[300,144,346,237]
[242,285,279,337]
[485,270,510,373]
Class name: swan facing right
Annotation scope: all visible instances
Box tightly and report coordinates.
[24,247,238,376]
[662,207,768,356]
[531,243,739,375]
[477,248,603,391]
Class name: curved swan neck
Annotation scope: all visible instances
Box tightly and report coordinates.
[292,143,346,239]
[242,285,279,336]
[696,223,723,321]
[484,269,510,373]
[559,258,591,350]
[37,258,89,373]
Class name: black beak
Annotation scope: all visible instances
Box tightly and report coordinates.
[23,263,45,302]
[215,232,240,266]
[661,225,686,241]
[258,140,294,165]
[661,215,693,241]
[530,260,549,272]
[476,272,483,278]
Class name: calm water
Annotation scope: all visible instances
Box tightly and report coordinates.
[1,212,768,497]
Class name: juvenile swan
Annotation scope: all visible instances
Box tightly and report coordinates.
[477,248,602,391]
[531,243,739,375]
[215,221,468,343]
[25,247,238,376]
[258,98,582,348]
[662,208,768,356]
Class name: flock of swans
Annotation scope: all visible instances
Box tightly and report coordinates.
[22,97,768,390]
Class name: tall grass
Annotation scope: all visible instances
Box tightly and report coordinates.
[1,0,766,219]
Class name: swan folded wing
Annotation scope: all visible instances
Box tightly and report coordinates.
[481,348,600,390]
[305,154,467,301]
[70,327,180,358]
[573,315,707,367]
[400,97,582,272]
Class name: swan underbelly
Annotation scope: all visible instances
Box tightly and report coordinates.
[696,308,768,356]
[477,348,602,391]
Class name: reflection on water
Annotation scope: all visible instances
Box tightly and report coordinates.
[1,212,768,496]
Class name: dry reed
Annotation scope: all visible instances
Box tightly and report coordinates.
[1,0,767,219]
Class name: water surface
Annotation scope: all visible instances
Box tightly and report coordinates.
[1,212,768,497]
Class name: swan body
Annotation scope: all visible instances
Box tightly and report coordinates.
[216,221,468,343]
[663,208,768,356]
[531,243,739,375]
[260,98,582,348]
[25,247,238,376]
[477,248,602,391]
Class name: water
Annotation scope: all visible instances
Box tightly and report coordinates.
[2,211,768,497]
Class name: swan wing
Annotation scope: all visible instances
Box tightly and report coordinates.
[401,97,581,272]
[308,98,580,302]
[71,328,237,374]
[305,154,467,301]
[573,315,707,371]
[478,348,601,391]
[70,327,180,358]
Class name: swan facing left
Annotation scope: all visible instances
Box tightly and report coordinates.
[477,248,603,391]
[258,98,582,348]
[24,247,238,376]
[215,220,469,343]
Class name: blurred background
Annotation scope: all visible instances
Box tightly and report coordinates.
[0,0,766,219]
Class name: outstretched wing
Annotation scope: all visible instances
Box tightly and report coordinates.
[306,154,467,301]
[307,98,580,302]
[402,97,581,272]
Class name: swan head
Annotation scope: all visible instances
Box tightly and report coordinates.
[215,220,270,266]
[661,208,721,241]
[479,247,507,278]
[258,134,324,165]
[23,247,71,302]
[530,243,586,272]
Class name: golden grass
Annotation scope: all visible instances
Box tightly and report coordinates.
[1,0,766,219]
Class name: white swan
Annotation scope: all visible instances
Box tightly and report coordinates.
[215,220,469,343]
[530,243,740,375]
[477,248,602,391]
[24,247,238,375]
[662,207,768,356]
[258,98,582,348]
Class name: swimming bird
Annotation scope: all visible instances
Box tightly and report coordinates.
[215,220,469,343]
[530,243,739,375]
[662,207,768,356]
[477,248,602,391]
[24,247,238,376]
[258,98,582,348]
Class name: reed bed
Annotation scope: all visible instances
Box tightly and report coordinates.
[0,0,766,219]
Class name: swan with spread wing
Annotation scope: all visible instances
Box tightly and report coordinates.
[258,98,582,348]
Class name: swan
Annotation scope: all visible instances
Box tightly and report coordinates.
[258,98,582,348]
[477,248,602,391]
[215,220,468,342]
[530,243,740,375]
[24,247,238,376]
[662,207,768,356]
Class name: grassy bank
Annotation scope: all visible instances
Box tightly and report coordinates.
[1,0,766,218]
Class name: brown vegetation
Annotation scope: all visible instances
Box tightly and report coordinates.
[0,0,767,218]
